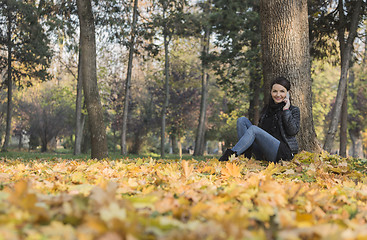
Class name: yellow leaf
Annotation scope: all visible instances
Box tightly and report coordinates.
[221,162,242,178]
[182,160,194,180]
[277,209,296,228]
[7,180,37,210]
[296,212,314,227]
[100,202,127,222]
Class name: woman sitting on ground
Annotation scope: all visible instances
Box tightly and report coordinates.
[219,76,300,162]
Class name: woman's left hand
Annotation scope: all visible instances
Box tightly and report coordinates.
[283,98,290,110]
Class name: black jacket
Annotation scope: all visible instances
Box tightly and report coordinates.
[258,105,300,154]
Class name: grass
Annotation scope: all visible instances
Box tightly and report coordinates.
[0,149,217,161]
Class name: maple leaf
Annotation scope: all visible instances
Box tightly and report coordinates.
[181,160,194,180]
[221,162,242,179]
[1,151,367,239]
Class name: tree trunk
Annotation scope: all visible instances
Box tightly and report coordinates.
[339,85,348,157]
[260,0,320,152]
[248,23,262,125]
[76,0,108,159]
[170,133,178,154]
[349,128,364,158]
[130,126,144,154]
[121,0,139,155]
[2,12,13,152]
[74,50,85,155]
[178,139,182,158]
[18,131,22,150]
[248,71,262,125]
[323,0,362,153]
[194,2,211,156]
[41,139,47,152]
[194,71,209,156]
[161,10,170,158]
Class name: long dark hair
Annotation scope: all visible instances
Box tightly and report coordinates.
[259,77,291,124]
[267,76,290,107]
[271,76,290,91]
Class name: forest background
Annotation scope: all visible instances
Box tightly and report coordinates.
[0,0,366,160]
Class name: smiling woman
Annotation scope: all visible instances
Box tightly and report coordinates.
[219,76,300,162]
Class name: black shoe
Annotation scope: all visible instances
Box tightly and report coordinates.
[244,146,253,159]
[219,149,237,161]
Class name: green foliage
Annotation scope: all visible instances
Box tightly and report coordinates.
[0,0,52,86]
[146,0,189,50]
[210,0,261,94]
[349,63,367,130]
[15,82,75,151]
[217,110,241,148]
[308,0,340,61]
[311,60,340,142]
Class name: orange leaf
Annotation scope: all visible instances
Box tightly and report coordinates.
[221,162,242,178]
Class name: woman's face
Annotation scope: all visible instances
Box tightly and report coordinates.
[271,84,288,104]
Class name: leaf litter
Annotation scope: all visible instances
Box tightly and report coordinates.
[0,151,367,239]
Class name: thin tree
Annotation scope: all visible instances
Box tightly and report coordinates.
[149,0,186,157]
[0,0,51,151]
[339,83,348,157]
[55,50,85,155]
[194,0,211,156]
[76,0,108,159]
[161,1,170,157]
[74,50,85,155]
[348,21,367,158]
[121,0,139,155]
[323,0,363,153]
[260,0,320,153]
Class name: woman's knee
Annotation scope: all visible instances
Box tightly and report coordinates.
[237,117,250,126]
[248,125,260,133]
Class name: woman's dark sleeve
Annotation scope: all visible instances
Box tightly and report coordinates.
[281,106,300,136]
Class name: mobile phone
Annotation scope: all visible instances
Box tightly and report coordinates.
[286,92,290,99]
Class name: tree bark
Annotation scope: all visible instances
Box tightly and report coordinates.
[161,7,170,158]
[349,128,364,158]
[121,0,139,155]
[339,86,348,157]
[2,10,13,152]
[194,61,210,156]
[194,1,211,156]
[76,0,108,159]
[260,0,320,152]
[18,131,22,150]
[323,0,362,153]
[170,133,178,154]
[74,50,85,155]
[248,71,261,125]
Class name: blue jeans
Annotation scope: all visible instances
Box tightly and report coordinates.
[231,117,280,162]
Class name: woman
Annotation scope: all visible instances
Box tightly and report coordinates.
[219,76,300,162]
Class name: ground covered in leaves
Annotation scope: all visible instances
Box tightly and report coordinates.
[1,152,367,240]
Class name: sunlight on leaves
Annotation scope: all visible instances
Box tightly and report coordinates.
[0,152,366,239]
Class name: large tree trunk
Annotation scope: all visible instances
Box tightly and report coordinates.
[121,0,139,155]
[2,12,13,152]
[260,0,320,152]
[194,1,211,156]
[76,0,108,159]
[323,0,362,153]
[74,50,85,155]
